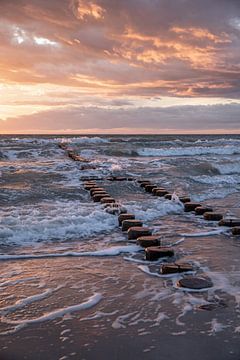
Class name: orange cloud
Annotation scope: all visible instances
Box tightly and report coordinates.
[171,26,231,44]
[73,0,105,20]
[117,27,226,69]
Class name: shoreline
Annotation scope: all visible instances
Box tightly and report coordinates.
[0,254,240,360]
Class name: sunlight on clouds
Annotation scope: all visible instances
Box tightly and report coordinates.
[1,80,238,123]
[12,25,59,47]
[120,28,218,68]
[33,36,58,46]
[175,82,236,97]
[74,0,105,20]
[0,105,52,121]
[0,83,58,120]
[12,26,27,44]
[171,26,231,44]
[72,74,123,88]
[134,96,239,108]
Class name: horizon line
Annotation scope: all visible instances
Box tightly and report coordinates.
[1,132,240,136]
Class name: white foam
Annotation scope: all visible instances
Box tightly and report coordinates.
[193,188,237,201]
[80,310,118,321]
[79,149,97,157]
[0,245,142,261]
[1,137,51,145]
[112,312,138,329]
[138,264,195,278]
[138,265,164,278]
[171,192,184,206]
[176,303,193,325]
[3,146,63,162]
[171,331,187,336]
[0,201,117,245]
[203,270,240,307]
[3,136,109,146]
[123,257,156,265]
[190,174,240,185]
[172,293,210,326]
[193,138,240,146]
[0,288,54,315]
[123,199,183,221]
[60,328,71,336]
[152,312,169,326]
[180,228,229,237]
[62,136,109,145]
[214,161,240,175]
[184,294,209,307]
[169,238,185,246]
[110,164,122,172]
[137,145,240,157]
[208,318,228,335]
[0,277,36,288]
[0,293,102,335]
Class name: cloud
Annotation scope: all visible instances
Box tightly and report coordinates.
[0,0,240,133]
[71,0,105,20]
[1,103,239,133]
[0,0,240,98]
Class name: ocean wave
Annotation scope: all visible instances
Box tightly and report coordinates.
[192,188,237,201]
[1,136,110,147]
[0,151,7,160]
[185,161,240,177]
[80,149,98,157]
[190,174,240,185]
[213,162,240,175]
[103,148,139,157]
[59,136,109,145]
[137,146,240,157]
[180,228,229,237]
[0,201,117,245]
[194,138,240,145]
[3,148,63,161]
[122,198,184,221]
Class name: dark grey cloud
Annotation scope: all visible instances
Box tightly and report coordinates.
[1,103,239,132]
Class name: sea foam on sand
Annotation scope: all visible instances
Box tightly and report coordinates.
[0,293,102,335]
[0,245,142,261]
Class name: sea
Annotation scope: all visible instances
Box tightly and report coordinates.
[0,134,240,360]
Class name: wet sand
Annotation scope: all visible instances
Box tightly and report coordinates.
[0,243,240,360]
[1,319,240,360]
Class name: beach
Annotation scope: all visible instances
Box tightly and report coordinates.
[0,134,240,360]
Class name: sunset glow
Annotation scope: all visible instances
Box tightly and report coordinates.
[0,0,239,133]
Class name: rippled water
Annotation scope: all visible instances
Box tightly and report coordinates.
[0,134,240,359]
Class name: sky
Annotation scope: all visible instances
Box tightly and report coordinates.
[0,0,240,134]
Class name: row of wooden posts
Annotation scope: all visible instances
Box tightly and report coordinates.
[83,178,240,289]
[58,142,240,235]
[58,143,240,289]
[136,180,240,234]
